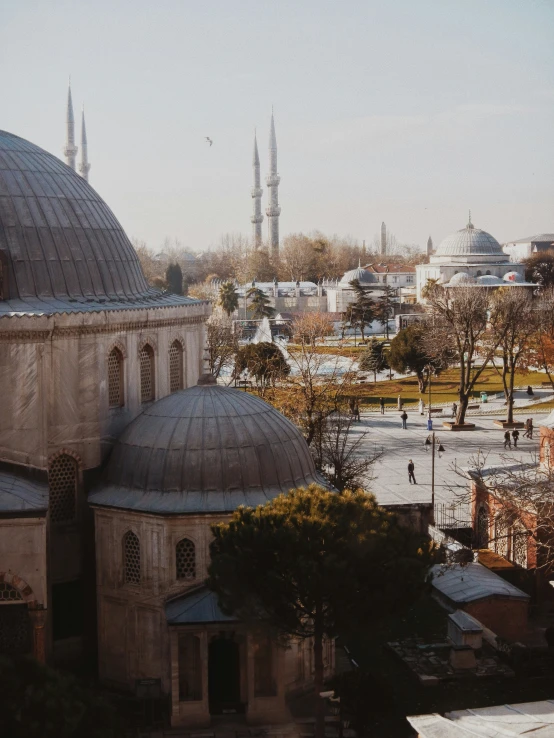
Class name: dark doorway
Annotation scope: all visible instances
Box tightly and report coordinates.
[208,636,242,715]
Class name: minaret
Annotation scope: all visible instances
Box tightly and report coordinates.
[78,106,91,183]
[266,110,281,257]
[250,131,263,248]
[63,79,78,170]
[380,222,387,256]
[427,236,433,256]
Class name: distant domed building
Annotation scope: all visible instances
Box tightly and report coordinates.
[326,264,382,312]
[90,377,333,726]
[0,130,210,667]
[416,217,528,300]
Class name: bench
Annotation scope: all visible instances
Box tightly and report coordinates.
[429,408,443,416]
[467,404,480,410]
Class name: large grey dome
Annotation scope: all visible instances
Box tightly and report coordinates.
[339,266,377,286]
[0,130,196,312]
[435,223,503,258]
[91,380,330,514]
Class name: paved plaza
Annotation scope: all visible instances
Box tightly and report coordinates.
[353,408,546,524]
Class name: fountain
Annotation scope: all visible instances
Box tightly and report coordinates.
[252,317,273,344]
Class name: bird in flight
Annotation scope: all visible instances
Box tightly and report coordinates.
[205,137,213,146]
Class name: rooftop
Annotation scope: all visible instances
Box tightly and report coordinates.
[430,562,529,604]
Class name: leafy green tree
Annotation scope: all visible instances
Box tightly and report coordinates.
[0,655,122,738]
[376,285,396,339]
[388,324,437,392]
[359,339,389,381]
[524,250,554,288]
[208,486,432,738]
[218,281,239,316]
[247,287,275,319]
[165,262,183,295]
[234,341,289,394]
[347,279,376,340]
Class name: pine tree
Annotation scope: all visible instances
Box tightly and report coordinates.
[165,262,183,295]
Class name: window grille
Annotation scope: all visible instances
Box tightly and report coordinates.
[176,538,196,580]
[169,341,183,393]
[140,344,154,403]
[124,531,141,585]
[108,348,124,407]
[0,583,23,602]
[49,455,77,524]
[0,604,31,655]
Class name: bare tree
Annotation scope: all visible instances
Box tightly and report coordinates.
[205,308,240,381]
[424,285,504,425]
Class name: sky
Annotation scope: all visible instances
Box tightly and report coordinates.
[1,0,553,253]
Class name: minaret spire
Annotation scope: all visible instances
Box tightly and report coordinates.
[381,222,387,256]
[78,106,91,183]
[266,110,281,257]
[250,130,263,248]
[427,235,433,257]
[63,79,78,170]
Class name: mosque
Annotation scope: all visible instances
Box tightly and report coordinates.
[415,216,530,301]
[0,123,329,726]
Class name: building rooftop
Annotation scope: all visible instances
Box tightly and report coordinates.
[431,562,529,604]
[165,587,237,625]
[435,223,504,258]
[0,471,48,514]
[506,234,554,245]
[363,262,416,274]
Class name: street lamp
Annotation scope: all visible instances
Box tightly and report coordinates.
[425,364,435,430]
[424,432,445,525]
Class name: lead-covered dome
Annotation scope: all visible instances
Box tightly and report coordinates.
[435,222,503,258]
[90,379,331,514]
[0,130,195,311]
[339,266,377,286]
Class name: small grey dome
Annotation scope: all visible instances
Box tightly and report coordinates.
[448,272,476,286]
[503,271,524,283]
[436,223,503,258]
[477,275,503,285]
[339,266,377,286]
[93,384,331,513]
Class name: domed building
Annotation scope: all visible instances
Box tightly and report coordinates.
[416,217,527,300]
[326,264,382,312]
[0,130,210,666]
[90,376,334,726]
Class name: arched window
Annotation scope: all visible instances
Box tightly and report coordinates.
[476,506,489,548]
[486,270,491,275]
[494,513,508,557]
[476,270,482,277]
[169,340,184,393]
[49,454,77,524]
[107,347,124,407]
[140,344,155,403]
[176,538,196,580]
[123,531,141,585]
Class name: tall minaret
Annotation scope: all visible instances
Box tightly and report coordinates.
[63,79,78,170]
[427,236,433,256]
[78,107,91,183]
[266,110,281,257]
[250,131,263,248]
[380,222,387,256]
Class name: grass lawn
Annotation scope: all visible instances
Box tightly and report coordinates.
[343,594,554,737]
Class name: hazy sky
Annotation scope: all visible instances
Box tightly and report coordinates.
[2,0,553,252]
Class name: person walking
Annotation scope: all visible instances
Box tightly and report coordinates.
[451,402,458,419]
[512,429,519,448]
[353,399,360,422]
[401,410,408,429]
[380,397,385,415]
[408,459,417,484]
[503,430,512,449]
[523,418,533,439]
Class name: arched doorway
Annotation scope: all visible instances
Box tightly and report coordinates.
[208,635,242,714]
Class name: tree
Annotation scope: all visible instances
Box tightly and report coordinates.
[348,279,376,341]
[388,324,436,392]
[524,251,554,288]
[206,308,240,380]
[487,288,538,424]
[218,281,239,316]
[423,285,503,425]
[165,262,183,295]
[359,339,389,382]
[234,341,289,395]
[0,655,122,738]
[208,486,433,738]
[247,287,275,319]
[376,285,396,339]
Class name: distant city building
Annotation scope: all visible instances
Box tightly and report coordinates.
[416,216,529,301]
[363,262,416,288]
[503,233,554,262]
[325,265,385,313]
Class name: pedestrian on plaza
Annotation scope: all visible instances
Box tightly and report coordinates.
[527,385,534,396]
[523,418,533,439]
[418,398,424,415]
[512,429,519,448]
[401,410,408,429]
[503,430,512,449]
[380,397,385,415]
[451,402,458,419]
[408,459,417,484]
[353,399,360,422]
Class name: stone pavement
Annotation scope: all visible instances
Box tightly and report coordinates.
[352,409,544,516]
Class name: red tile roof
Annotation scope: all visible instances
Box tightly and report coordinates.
[363,262,416,274]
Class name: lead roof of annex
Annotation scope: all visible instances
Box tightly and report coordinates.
[0,130,198,313]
